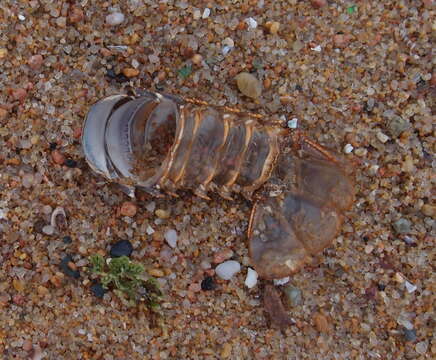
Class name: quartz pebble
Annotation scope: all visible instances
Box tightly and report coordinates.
[202,8,210,19]
[244,268,258,288]
[273,277,290,286]
[28,55,43,70]
[344,144,354,154]
[164,229,178,248]
[235,72,262,99]
[120,201,137,217]
[393,218,411,234]
[215,260,241,280]
[283,285,302,306]
[106,12,125,26]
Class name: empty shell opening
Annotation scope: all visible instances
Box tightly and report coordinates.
[134,100,178,180]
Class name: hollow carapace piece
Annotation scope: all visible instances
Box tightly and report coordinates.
[82,91,354,279]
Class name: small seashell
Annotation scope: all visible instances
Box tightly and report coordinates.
[51,207,67,231]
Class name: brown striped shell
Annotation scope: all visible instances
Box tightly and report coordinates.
[82,91,354,280]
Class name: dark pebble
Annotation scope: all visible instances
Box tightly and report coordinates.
[59,255,80,279]
[110,240,133,258]
[62,235,72,244]
[403,328,417,342]
[106,68,117,79]
[295,84,303,91]
[90,282,106,299]
[65,159,77,168]
[49,142,57,150]
[33,219,46,234]
[201,276,216,291]
[377,283,386,291]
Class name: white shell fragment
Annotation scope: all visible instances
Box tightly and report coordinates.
[50,206,66,230]
[215,260,241,280]
[245,268,258,288]
[106,12,125,26]
[164,229,178,248]
[405,281,417,293]
[287,118,298,129]
[273,277,290,286]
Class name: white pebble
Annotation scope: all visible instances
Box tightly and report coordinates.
[106,12,125,26]
[245,17,258,29]
[344,143,354,154]
[146,225,154,235]
[202,8,210,19]
[405,280,417,293]
[42,225,55,235]
[193,9,201,20]
[312,45,322,52]
[273,277,290,286]
[164,229,178,248]
[222,37,234,48]
[215,260,241,280]
[287,118,298,129]
[244,268,258,289]
[18,14,26,21]
[376,131,389,143]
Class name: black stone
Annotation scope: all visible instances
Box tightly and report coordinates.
[65,159,77,168]
[295,84,303,92]
[106,68,117,79]
[62,235,72,244]
[110,240,133,258]
[403,328,417,342]
[60,255,80,279]
[201,276,216,291]
[49,142,57,150]
[377,283,386,291]
[90,282,106,299]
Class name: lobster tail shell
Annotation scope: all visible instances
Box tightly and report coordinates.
[82,91,355,280]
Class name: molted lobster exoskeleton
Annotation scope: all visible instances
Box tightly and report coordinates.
[82,91,354,280]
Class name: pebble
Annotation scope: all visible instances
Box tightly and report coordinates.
[28,55,43,70]
[415,341,428,354]
[42,225,55,235]
[405,280,417,293]
[164,229,178,248]
[90,282,106,299]
[109,240,133,258]
[155,209,170,219]
[122,68,139,78]
[282,285,302,306]
[311,45,322,52]
[51,150,65,165]
[287,118,298,129]
[273,277,290,286]
[213,249,234,264]
[60,255,80,279]
[148,268,164,277]
[65,159,77,168]
[13,279,25,292]
[265,21,280,35]
[235,72,262,99]
[11,88,27,101]
[62,236,72,244]
[386,115,410,138]
[0,48,8,58]
[393,218,411,234]
[376,131,389,143]
[120,201,137,217]
[421,204,435,218]
[344,143,354,154]
[244,268,258,289]
[0,108,8,120]
[333,34,349,48]
[311,0,327,8]
[222,37,234,48]
[202,8,210,19]
[106,12,125,26]
[146,225,155,235]
[245,17,258,29]
[22,340,33,352]
[69,7,84,23]
[215,260,241,280]
[403,328,417,342]
[221,343,232,358]
[191,54,203,65]
[201,276,216,291]
[313,312,331,333]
